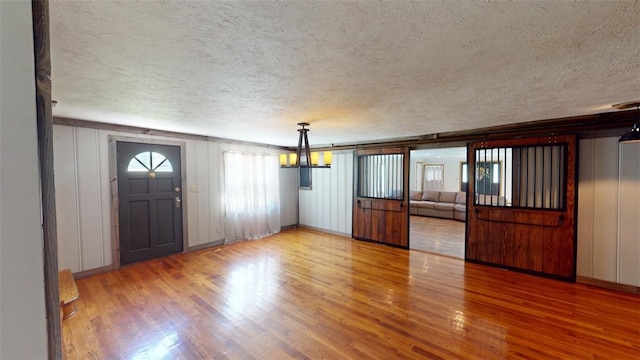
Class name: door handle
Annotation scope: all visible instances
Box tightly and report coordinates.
[175,196,181,208]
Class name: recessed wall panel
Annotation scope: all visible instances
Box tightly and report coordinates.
[129,201,150,251]
[128,179,148,195]
[156,198,175,246]
[155,178,173,193]
[619,142,640,286]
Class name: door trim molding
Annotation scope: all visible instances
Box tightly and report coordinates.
[32,1,63,357]
[108,135,189,270]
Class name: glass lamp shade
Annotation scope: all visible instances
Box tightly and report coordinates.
[617,103,640,143]
[323,151,333,166]
[289,153,297,166]
[279,154,288,166]
[310,152,320,165]
[619,124,640,143]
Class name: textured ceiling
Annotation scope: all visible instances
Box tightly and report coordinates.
[49,1,640,147]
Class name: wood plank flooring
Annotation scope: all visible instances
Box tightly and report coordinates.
[410,215,465,258]
[63,228,640,359]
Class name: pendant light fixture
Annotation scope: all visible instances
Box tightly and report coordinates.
[280,122,332,168]
[614,101,640,143]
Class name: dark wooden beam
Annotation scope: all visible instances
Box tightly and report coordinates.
[53,117,290,151]
[312,109,638,151]
[56,107,637,153]
[31,1,61,358]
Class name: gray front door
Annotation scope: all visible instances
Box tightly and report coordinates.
[117,142,183,265]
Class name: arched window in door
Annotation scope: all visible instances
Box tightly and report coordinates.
[127,151,173,172]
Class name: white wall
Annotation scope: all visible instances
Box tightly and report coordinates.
[618,142,640,286]
[53,125,298,273]
[577,137,640,286]
[0,1,48,358]
[279,167,299,226]
[299,152,353,235]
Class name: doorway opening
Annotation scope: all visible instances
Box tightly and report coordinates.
[409,147,467,258]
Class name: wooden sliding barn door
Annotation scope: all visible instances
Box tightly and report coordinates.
[352,147,409,248]
[466,135,577,280]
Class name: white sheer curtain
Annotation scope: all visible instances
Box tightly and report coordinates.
[223,152,281,243]
[423,164,444,191]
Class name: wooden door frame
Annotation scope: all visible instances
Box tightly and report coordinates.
[32,1,62,357]
[108,136,189,270]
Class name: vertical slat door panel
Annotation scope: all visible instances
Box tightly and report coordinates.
[466,135,577,280]
[352,148,409,248]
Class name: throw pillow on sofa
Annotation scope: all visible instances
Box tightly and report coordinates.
[438,191,457,203]
[422,190,439,202]
[410,191,423,201]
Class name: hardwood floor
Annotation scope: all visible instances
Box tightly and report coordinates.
[63,228,640,359]
[410,215,465,258]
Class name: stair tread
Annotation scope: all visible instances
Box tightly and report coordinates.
[59,269,79,305]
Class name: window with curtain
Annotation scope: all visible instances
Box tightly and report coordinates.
[223,152,281,242]
[460,162,468,192]
[423,164,444,191]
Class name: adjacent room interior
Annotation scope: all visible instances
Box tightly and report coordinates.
[409,147,467,259]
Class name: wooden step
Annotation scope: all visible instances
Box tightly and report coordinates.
[58,269,79,319]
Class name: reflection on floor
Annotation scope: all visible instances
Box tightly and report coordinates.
[61,228,640,359]
[410,215,465,259]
